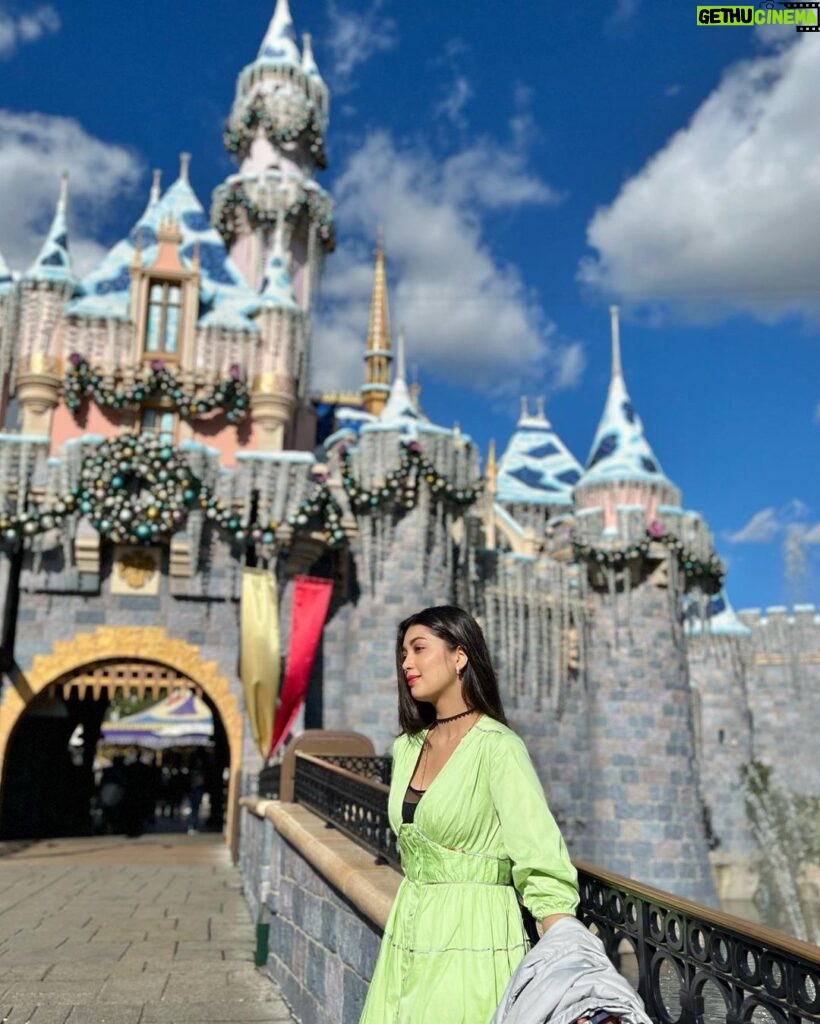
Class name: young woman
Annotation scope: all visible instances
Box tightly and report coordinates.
[359,605,579,1024]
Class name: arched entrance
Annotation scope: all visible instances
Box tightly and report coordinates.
[0,627,244,855]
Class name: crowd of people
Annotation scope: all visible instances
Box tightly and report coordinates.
[96,749,221,837]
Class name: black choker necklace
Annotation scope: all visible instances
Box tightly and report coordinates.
[433,708,476,726]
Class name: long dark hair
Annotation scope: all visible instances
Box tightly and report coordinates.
[395,605,507,735]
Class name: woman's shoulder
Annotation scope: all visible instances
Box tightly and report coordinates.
[474,717,525,748]
[392,731,425,759]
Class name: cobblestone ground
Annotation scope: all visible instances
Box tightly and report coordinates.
[0,834,295,1024]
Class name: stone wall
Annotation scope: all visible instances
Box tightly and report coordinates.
[583,569,716,904]
[239,800,395,1024]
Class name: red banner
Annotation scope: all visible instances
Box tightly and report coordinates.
[268,575,333,757]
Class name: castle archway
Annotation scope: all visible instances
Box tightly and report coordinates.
[0,627,244,855]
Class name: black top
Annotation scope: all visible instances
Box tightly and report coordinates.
[402,784,425,824]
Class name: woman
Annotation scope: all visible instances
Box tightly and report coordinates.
[360,605,579,1024]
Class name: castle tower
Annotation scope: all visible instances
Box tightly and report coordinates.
[252,212,306,450]
[212,0,332,298]
[574,308,718,903]
[361,239,392,416]
[17,172,76,437]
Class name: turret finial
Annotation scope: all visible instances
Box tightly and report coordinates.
[396,326,407,383]
[179,152,191,183]
[519,395,529,421]
[535,396,546,421]
[486,439,497,490]
[57,170,69,215]
[610,304,622,381]
[150,169,162,204]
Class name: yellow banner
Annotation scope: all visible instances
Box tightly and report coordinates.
[240,568,281,758]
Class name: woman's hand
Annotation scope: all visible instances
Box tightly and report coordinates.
[537,912,574,936]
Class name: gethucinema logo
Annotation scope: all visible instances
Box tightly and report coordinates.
[697,2,820,29]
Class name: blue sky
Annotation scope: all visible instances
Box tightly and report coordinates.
[1,0,818,609]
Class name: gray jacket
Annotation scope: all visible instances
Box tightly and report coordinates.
[490,917,653,1024]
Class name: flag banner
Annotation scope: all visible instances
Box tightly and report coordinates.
[269,575,333,758]
[240,567,281,758]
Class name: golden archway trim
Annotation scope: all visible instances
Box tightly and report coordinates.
[0,626,244,855]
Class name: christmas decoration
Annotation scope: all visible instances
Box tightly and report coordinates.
[64,356,250,425]
[339,439,479,514]
[223,100,326,167]
[572,521,724,591]
[213,183,335,251]
[0,435,347,552]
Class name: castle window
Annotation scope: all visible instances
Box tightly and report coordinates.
[140,407,175,445]
[144,280,181,358]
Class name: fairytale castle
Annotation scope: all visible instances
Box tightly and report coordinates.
[0,0,816,920]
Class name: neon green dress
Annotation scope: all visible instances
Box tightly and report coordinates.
[359,716,579,1024]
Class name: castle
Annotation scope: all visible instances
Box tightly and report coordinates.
[0,0,816,920]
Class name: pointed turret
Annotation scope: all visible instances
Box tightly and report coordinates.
[380,328,419,423]
[361,235,392,417]
[26,171,75,286]
[685,589,751,637]
[259,213,299,311]
[301,32,322,80]
[495,395,583,508]
[257,0,301,65]
[577,307,674,491]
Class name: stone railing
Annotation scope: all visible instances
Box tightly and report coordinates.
[239,752,820,1024]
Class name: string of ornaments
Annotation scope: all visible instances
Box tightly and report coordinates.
[213,185,335,251]
[223,101,326,167]
[572,520,725,592]
[64,356,250,425]
[339,439,480,513]
[0,435,346,551]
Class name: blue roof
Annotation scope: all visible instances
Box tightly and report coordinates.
[67,171,259,331]
[256,0,300,66]
[685,589,751,637]
[496,406,583,506]
[26,178,76,287]
[578,310,674,491]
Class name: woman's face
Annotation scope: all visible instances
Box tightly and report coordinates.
[400,625,465,706]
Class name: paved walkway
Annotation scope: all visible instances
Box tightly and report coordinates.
[0,834,295,1023]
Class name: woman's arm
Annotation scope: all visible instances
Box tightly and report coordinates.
[489,733,579,920]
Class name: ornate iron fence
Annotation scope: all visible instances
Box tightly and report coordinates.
[293,752,399,868]
[286,752,820,1024]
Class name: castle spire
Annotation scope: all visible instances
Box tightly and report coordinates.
[361,233,392,416]
[258,0,300,65]
[302,32,321,78]
[26,170,75,285]
[150,169,162,204]
[610,304,623,381]
[396,325,407,382]
[575,309,678,497]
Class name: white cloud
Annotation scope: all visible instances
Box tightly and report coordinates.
[579,36,820,323]
[325,0,398,93]
[0,110,144,276]
[0,4,59,58]
[728,507,782,544]
[814,402,820,425]
[313,129,579,400]
[728,500,818,544]
[434,75,473,129]
[607,0,641,31]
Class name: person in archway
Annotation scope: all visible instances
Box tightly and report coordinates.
[359,605,579,1024]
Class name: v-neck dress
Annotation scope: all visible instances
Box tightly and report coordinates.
[359,717,579,1024]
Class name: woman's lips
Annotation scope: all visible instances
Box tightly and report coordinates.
[406,675,420,686]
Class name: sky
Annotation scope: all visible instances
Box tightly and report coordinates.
[1,0,818,610]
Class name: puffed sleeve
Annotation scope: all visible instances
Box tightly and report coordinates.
[489,732,579,920]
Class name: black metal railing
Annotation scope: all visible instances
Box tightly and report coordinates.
[287,752,820,1024]
[258,762,280,799]
[293,752,399,868]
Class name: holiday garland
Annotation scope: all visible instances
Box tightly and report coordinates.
[339,439,479,514]
[213,184,335,251]
[0,435,346,551]
[223,101,326,167]
[572,521,724,591]
[64,356,250,425]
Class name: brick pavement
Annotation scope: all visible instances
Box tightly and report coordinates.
[0,834,295,1024]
